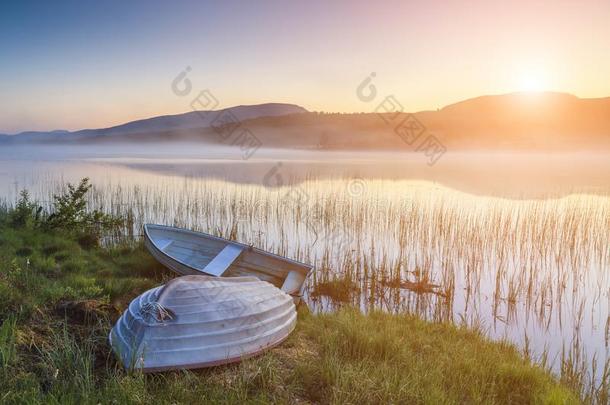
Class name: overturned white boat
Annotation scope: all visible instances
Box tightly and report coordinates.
[110,275,297,372]
[144,224,312,299]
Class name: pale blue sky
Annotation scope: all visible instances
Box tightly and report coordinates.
[1,0,609,133]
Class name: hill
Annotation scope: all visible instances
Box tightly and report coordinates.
[3,93,610,150]
[1,103,307,143]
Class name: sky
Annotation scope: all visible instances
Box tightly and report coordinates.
[1,0,609,133]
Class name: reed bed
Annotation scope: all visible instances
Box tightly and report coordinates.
[3,172,609,401]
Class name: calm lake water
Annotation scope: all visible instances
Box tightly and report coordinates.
[1,144,608,387]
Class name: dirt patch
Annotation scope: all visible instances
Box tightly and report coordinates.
[56,299,119,325]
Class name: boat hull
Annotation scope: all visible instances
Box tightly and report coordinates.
[110,276,297,372]
[144,224,312,299]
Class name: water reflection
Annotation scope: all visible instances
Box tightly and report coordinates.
[1,144,610,198]
[0,146,608,389]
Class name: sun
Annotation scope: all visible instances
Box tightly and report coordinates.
[518,73,547,92]
[514,66,550,92]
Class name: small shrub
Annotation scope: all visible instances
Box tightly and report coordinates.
[10,190,42,229]
[46,178,123,241]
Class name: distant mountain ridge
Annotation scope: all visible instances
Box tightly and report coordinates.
[2,93,610,150]
[2,103,307,142]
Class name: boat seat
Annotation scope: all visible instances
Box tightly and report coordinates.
[202,244,244,277]
[157,239,174,252]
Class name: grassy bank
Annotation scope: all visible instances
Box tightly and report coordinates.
[0,188,582,404]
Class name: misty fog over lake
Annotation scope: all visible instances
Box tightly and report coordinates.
[1,144,609,198]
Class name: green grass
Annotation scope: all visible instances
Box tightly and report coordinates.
[0,316,17,368]
[0,224,581,404]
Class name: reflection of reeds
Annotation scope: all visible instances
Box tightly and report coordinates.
[7,176,609,401]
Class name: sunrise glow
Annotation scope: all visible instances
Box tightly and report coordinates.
[2,1,610,132]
